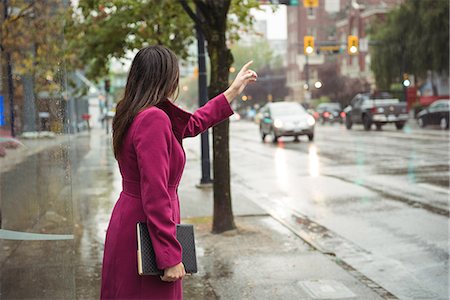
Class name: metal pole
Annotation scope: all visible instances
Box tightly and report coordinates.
[3,0,15,137]
[305,55,309,91]
[6,53,14,137]
[105,79,110,134]
[196,6,212,185]
[105,93,109,134]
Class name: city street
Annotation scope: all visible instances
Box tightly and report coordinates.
[226,120,449,299]
[0,0,448,299]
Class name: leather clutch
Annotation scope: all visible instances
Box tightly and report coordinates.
[136,222,198,276]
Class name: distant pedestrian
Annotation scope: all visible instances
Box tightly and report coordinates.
[100,45,257,299]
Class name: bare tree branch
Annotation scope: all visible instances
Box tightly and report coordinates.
[5,2,34,24]
[1,1,34,46]
[178,0,205,32]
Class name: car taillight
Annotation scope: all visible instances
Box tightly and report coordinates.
[371,107,377,113]
[340,112,346,118]
[323,112,330,118]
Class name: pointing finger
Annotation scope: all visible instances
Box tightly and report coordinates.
[241,60,253,72]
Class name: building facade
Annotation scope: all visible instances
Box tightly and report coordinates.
[336,0,403,87]
[286,0,402,103]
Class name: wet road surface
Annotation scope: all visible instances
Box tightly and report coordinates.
[229,121,449,299]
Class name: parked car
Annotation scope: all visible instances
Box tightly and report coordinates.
[344,92,408,130]
[259,102,315,143]
[416,99,450,129]
[315,102,345,124]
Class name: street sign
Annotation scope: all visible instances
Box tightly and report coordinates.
[304,0,318,7]
[359,38,368,52]
[317,45,341,54]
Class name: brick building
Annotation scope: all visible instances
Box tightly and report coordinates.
[336,0,403,86]
[286,0,402,103]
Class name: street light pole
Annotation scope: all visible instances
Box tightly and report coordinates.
[305,55,309,89]
[196,9,212,186]
[104,79,110,134]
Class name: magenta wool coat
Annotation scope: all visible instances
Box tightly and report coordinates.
[100,94,233,299]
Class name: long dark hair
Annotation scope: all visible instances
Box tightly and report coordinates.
[112,45,179,159]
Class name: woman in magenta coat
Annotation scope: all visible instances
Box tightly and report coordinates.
[100,45,257,299]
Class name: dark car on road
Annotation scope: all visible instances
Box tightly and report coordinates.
[345,92,408,130]
[416,99,450,129]
[259,102,315,143]
[315,102,345,124]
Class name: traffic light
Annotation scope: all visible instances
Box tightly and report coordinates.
[277,0,300,5]
[403,73,411,87]
[303,0,318,7]
[347,35,359,55]
[304,36,314,55]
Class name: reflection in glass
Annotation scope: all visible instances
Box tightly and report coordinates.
[0,1,79,298]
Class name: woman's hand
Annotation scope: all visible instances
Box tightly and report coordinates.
[224,61,258,103]
[160,262,186,282]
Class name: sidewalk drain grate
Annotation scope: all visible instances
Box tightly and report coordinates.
[298,280,356,299]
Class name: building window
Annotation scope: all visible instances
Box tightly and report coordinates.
[307,8,316,19]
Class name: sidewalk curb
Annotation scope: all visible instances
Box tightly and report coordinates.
[230,178,400,300]
[260,208,399,300]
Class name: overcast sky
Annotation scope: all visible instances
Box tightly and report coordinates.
[252,5,287,40]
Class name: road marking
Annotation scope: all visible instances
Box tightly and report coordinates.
[0,229,74,240]
[299,280,356,299]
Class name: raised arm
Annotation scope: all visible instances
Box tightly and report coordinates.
[183,61,257,138]
[183,93,234,138]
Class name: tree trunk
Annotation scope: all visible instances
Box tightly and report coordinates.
[207,38,235,233]
[179,0,236,233]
